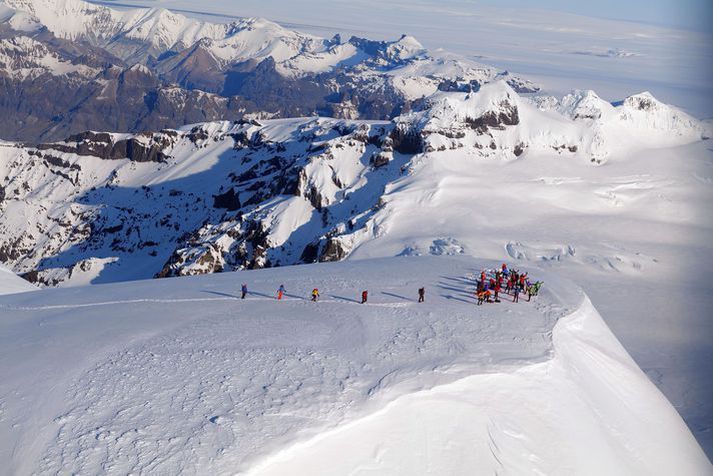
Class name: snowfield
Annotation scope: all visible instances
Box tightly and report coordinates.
[0,256,709,474]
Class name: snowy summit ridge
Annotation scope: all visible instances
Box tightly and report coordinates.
[0,256,709,474]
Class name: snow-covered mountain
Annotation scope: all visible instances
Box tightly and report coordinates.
[0,81,708,287]
[3,0,322,65]
[0,0,537,142]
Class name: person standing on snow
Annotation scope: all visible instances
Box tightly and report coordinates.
[418,287,425,303]
[513,284,520,303]
[241,283,248,299]
[277,284,286,300]
[311,288,320,302]
[361,290,368,304]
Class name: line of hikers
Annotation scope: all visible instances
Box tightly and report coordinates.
[237,264,541,306]
[239,283,426,303]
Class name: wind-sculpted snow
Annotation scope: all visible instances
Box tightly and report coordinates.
[0,82,708,287]
[0,256,707,474]
[250,297,710,475]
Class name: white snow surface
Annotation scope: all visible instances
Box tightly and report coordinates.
[0,262,36,295]
[0,256,708,474]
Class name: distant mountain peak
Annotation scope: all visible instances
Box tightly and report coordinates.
[0,0,539,143]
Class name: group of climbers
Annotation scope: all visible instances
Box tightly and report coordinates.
[476,263,543,305]
[238,263,541,306]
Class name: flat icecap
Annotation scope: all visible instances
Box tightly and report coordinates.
[0,256,709,474]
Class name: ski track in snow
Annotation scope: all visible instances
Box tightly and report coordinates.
[0,297,412,311]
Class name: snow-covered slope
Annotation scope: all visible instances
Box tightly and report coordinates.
[0,262,36,294]
[0,256,708,474]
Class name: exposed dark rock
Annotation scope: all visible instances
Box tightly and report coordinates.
[213,188,241,211]
[630,96,654,111]
[307,185,327,210]
[371,151,391,168]
[28,151,82,171]
[464,103,520,133]
[300,241,320,263]
[103,223,123,234]
[20,270,39,284]
[188,126,210,143]
[390,125,423,154]
[36,131,173,162]
[319,237,350,262]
